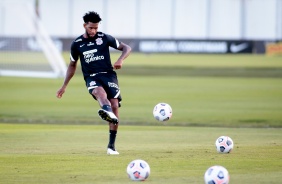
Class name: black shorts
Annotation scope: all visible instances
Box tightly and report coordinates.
[85,71,122,104]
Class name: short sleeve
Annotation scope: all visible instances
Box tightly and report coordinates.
[70,41,79,62]
[106,34,120,49]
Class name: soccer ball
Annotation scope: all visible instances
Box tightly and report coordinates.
[204,165,230,184]
[126,159,150,181]
[153,103,172,121]
[215,136,234,153]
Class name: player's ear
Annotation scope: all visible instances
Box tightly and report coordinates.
[83,23,87,28]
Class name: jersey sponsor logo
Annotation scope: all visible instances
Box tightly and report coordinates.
[87,42,94,46]
[80,44,85,47]
[83,49,97,55]
[96,38,103,45]
[83,49,104,63]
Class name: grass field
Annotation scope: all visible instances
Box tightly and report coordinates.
[0,53,282,183]
[0,124,281,184]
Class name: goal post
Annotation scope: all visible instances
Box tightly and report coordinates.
[0,0,67,78]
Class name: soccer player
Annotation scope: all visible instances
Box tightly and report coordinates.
[56,11,131,155]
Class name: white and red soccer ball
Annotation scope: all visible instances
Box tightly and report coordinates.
[215,136,234,153]
[153,103,172,122]
[126,159,150,181]
[204,165,230,184]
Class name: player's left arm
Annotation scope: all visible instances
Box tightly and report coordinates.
[113,42,131,70]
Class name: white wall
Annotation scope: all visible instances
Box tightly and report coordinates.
[105,0,137,37]
[0,0,281,40]
[245,0,278,40]
[208,0,242,39]
[174,0,208,39]
[39,0,70,37]
[0,0,36,36]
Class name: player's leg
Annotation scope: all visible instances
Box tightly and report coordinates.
[92,86,119,124]
[106,98,119,154]
[92,86,111,107]
[110,98,119,119]
[95,72,121,155]
[86,76,119,154]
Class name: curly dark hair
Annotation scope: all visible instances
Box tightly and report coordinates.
[83,11,102,23]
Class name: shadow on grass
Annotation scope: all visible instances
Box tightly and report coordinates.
[1,117,281,128]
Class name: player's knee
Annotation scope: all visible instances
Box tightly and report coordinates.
[110,100,119,110]
[92,87,106,98]
[111,103,119,111]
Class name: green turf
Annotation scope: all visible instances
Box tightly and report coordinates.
[0,75,281,127]
[80,53,282,68]
[0,52,49,63]
[0,53,282,183]
[1,53,282,127]
[62,53,282,78]
[0,123,281,184]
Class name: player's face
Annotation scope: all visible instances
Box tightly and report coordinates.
[84,22,99,37]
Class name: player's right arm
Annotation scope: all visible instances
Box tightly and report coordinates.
[57,39,80,99]
[56,61,77,98]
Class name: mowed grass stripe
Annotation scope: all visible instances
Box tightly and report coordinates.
[62,53,282,78]
[0,75,281,127]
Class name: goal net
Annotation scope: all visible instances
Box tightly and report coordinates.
[0,0,67,78]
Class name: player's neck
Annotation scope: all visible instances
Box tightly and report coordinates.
[83,33,88,38]
[83,33,96,39]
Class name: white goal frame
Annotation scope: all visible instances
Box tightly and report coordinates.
[0,1,67,78]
